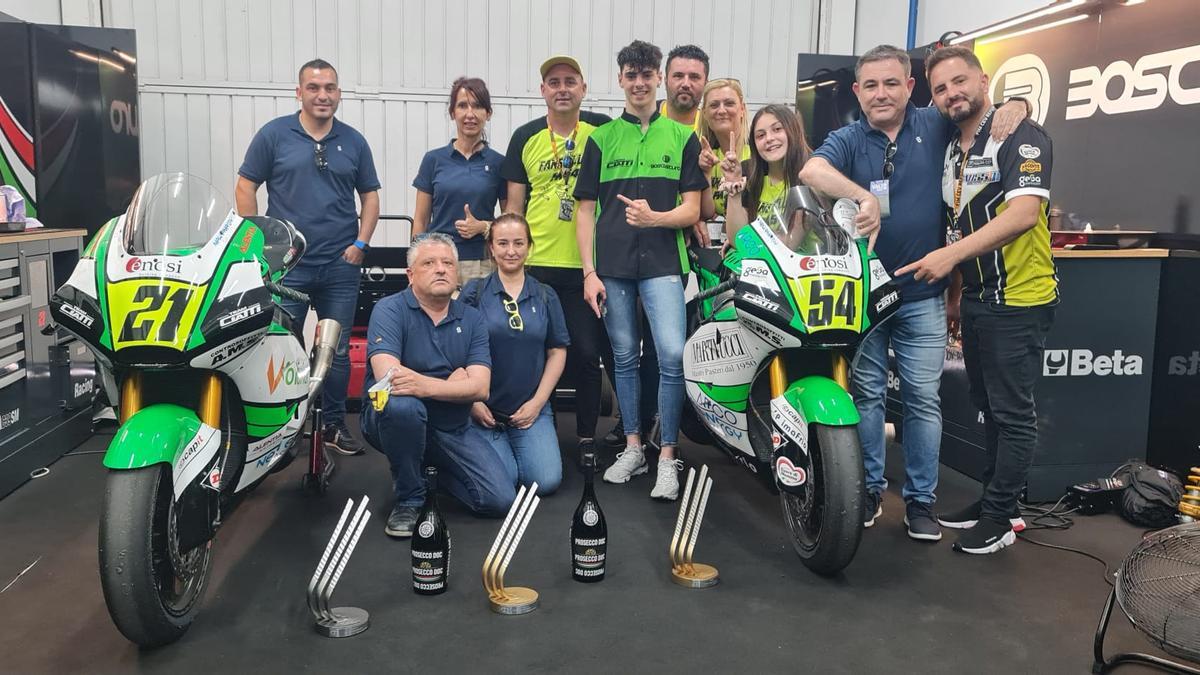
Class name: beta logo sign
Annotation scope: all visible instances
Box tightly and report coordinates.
[1043,349,1144,377]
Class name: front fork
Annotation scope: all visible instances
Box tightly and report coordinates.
[767,352,852,399]
[119,370,223,428]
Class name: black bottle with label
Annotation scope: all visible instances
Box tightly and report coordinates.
[571,450,607,582]
[412,467,450,595]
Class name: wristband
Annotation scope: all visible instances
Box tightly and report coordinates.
[354,239,369,251]
[583,270,596,281]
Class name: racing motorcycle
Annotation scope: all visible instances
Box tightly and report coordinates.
[681,186,899,576]
[49,173,342,647]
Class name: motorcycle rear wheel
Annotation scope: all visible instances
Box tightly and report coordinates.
[779,424,864,576]
[99,465,213,647]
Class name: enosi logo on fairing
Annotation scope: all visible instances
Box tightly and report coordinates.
[126,257,183,275]
[1043,349,1144,377]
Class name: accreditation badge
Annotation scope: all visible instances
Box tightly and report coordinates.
[870,179,891,218]
[558,198,575,222]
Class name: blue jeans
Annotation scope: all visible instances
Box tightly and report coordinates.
[472,403,562,495]
[600,275,686,447]
[361,395,517,516]
[277,258,361,429]
[851,295,946,504]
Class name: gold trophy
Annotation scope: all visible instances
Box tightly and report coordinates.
[669,465,719,588]
[482,483,541,614]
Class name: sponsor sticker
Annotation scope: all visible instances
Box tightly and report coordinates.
[875,291,899,313]
[218,302,263,328]
[1018,175,1042,187]
[59,302,95,328]
[742,293,780,313]
[796,255,855,277]
[1018,144,1041,159]
[775,456,807,487]
[1019,159,1042,174]
[868,259,890,291]
[770,397,808,454]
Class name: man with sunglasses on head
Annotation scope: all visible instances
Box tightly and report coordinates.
[574,40,707,501]
[236,58,380,458]
[502,55,613,459]
[800,45,1027,542]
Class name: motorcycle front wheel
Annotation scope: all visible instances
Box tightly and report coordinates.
[99,465,213,647]
[779,424,864,576]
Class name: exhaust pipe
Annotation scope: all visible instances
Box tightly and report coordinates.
[308,318,342,400]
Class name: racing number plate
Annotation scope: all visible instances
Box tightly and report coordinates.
[109,279,206,350]
[789,275,861,332]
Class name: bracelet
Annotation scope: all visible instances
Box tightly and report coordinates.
[583,270,596,281]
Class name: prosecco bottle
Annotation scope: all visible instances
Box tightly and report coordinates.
[412,467,450,595]
[571,450,607,582]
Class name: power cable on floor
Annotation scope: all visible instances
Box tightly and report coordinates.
[1017,495,1115,587]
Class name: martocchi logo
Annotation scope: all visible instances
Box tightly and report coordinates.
[990,53,1051,125]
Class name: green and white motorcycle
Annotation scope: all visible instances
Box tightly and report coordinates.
[682,186,899,576]
[49,173,342,647]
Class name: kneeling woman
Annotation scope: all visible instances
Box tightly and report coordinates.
[461,214,569,495]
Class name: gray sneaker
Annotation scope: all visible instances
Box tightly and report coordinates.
[649,458,683,501]
[603,446,647,483]
[904,500,943,542]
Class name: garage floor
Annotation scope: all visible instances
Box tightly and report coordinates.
[0,413,1180,674]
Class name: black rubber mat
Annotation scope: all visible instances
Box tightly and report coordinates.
[0,415,1175,673]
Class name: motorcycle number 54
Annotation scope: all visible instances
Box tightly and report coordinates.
[110,280,205,350]
[792,276,859,331]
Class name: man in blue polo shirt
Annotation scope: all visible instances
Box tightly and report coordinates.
[360,233,516,537]
[236,58,380,458]
[800,45,1026,542]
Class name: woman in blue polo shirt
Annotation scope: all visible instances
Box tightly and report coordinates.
[413,76,507,283]
[462,213,570,495]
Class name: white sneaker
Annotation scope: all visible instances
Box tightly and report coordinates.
[650,458,684,501]
[603,446,647,483]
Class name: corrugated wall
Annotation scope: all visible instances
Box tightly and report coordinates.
[100,0,819,245]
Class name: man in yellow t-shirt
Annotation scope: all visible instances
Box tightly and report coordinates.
[502,55,611,450]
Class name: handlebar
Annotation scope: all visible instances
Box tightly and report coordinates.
[265,280,310,304]
[694,278,738,302]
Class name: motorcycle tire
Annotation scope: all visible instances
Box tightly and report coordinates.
[99,465,213,648]
[779,424,864,576]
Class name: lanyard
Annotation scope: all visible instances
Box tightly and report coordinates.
[952,106,995,214]
[547,120,579,186]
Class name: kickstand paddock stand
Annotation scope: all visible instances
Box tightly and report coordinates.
[1092,586,1200,674]
[302,401,335,494]
[306,496,372,637]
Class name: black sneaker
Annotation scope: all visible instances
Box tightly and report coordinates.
[384,504,420,538]
[937,500,1026,532]
[864,490,883,528]
[602,416,624,448]
[904,500,943,542]
[324,424,365,456]
[952,517,1016,554]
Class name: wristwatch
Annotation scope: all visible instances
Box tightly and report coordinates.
[354,239,370,252]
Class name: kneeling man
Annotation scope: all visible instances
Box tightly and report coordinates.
[361,232,516,538]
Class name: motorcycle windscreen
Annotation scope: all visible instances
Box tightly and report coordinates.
[123,173,232,257]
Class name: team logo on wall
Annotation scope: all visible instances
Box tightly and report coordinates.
[990,53,1051,125]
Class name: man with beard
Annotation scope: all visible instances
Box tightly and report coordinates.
[799,45,1028,542]
[897,46,1055,555]
[237,58,379,458]
[660,44,708,131]
[361,233,516,537]
[502,56,612,456]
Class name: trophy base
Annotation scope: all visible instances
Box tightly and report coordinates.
[671,563,720,588]
[489,586,539,615]
[314,607,370,637]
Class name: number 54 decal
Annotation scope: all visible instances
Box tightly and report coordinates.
[109,280,205,349]
[790,276,861,331]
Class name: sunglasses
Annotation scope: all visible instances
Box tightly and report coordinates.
[561,138,576,172]
[502,293,523,331]
[882,141,897,180]
[314,143,328,172]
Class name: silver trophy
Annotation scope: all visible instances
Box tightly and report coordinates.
[306,496,372,637]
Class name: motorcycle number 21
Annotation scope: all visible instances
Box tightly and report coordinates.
[793,277,859,331]
[110,280,205,350]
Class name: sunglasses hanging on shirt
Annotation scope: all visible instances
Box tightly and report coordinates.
[314,142,328,172]
[882,141,897,179]
[503,293,524,332]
